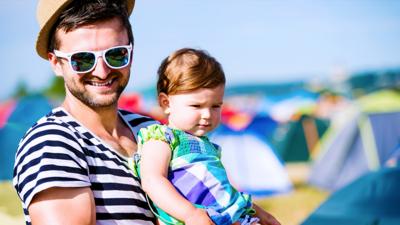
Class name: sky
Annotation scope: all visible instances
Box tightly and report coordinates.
[1,0,400,100]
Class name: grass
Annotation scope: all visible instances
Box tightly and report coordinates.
[0,182,22,217]
[256,162,331,225]
[0,163,329,225]
[0,182,25,225]
[255,183,329,225]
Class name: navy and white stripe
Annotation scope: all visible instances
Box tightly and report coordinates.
[13,107,157,225]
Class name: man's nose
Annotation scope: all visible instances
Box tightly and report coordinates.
[91,57,111,79]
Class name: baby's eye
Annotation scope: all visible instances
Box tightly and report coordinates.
[212,105,222,108]
[190,104,201,108]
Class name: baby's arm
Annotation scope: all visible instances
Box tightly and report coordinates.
[140,140,214,225]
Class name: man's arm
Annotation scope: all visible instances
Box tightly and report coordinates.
[29,187,96,225]
[253,203,281,225]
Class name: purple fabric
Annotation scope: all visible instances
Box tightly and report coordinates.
[169,168,216,205]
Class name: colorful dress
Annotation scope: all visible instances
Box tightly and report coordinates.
[134,124,256,225]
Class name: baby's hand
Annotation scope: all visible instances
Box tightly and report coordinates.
[253,204,281,225]
[184,208,214,225]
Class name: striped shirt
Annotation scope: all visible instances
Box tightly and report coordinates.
[13,107,157,225]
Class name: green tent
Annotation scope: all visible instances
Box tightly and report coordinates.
[302,166,400,225]
[272,114,329,162]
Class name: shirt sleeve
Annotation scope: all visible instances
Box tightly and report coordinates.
[13,122,90,207]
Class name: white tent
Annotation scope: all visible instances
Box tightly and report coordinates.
[210,126,292,197]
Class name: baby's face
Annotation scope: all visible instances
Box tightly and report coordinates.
[166,85,225,136]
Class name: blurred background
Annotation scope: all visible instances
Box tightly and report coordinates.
[1,1,400,225]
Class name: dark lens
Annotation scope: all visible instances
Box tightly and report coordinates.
[105,47,129,68]
[71,52,95,72]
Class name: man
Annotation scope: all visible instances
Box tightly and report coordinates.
[13,1,280,225]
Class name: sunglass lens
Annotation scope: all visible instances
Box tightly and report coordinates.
[71,52,96,72]
[105,47,129,68]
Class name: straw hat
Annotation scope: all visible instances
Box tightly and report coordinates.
[35,0,135,60]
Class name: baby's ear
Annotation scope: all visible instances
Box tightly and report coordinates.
[158,93,170,114]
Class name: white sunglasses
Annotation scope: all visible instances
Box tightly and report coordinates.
[54,43,133,73]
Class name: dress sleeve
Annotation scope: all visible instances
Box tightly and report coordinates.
[137,124,178,152]
[211,142,222,158]
[134,124,178,177]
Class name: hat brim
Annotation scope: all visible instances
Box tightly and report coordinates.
[36,0,135,60]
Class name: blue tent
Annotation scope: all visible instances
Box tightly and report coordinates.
[210,116,292,197]
[302,166,400,225]
[0,95,52,180]
[384,144,400,167]
[309,90,400,190]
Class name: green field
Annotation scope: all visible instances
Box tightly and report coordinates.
[255,183,329,225]
[1,173,329,225]
[0,182,25,225]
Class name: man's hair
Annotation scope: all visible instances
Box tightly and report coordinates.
[48,0,134,52]
[157,48,226,95]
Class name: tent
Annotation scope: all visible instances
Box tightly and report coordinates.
[384,144,400,167]
[0,95,53,180]
[308,89,400,190]
[245,114,278,143]
[272,115,329,162]
[0,99,17,128]
[210,119,292,197]
[118,92,143,113]
[302,166,400,225]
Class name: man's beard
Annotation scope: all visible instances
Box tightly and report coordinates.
[65,72,129,108]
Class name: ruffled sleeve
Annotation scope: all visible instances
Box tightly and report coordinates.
[133,124,178,177]
[137,124,178,153]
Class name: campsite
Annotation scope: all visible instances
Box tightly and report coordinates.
[2,0,400,224]
[1,69,399,225]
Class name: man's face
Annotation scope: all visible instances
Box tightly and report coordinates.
[51,17,131,108]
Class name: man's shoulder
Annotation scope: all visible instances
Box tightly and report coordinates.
[29,107,73,130]
[19,108,77,147]
[119,109,159,128]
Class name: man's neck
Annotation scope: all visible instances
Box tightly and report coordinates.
[61,99,119,135]
[61,98,137,157]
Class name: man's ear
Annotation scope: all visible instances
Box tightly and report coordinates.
[48,52,64,77]
[158,93,170,114]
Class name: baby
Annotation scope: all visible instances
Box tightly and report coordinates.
[134,48,261,225]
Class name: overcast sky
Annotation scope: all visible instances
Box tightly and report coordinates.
[1,0,399,100]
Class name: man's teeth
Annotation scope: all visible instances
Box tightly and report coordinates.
[89,80,113,86]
